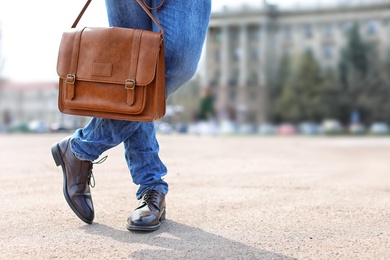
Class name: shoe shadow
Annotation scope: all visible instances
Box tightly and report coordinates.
[81,220,296,259]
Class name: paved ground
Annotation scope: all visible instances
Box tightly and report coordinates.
[0,133,389,259]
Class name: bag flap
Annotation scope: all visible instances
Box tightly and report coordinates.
[57,27,162,86]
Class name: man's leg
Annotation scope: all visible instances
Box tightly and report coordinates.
[151,0,212,96]
[52,118,143,224]
[123,122,168,231]
[104,0,168,231]
[104,0,211,231]
[123,122,168,199]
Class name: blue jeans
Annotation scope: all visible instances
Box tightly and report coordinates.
[69,0,211,199]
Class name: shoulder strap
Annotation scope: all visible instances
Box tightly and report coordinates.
[136,0,164,36]
[71,0,164,37]
[71,0,92,28]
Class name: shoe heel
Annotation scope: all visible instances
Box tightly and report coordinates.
[160,208,166,221]
[51,144,62,167]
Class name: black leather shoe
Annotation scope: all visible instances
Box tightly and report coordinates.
[51,137,95,224]
[126,190,166,231]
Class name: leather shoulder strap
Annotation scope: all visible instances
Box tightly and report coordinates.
[72,0,164,37]
[136,0,164,36]
[72,0,92,28]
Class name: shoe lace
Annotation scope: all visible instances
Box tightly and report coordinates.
[87,155,108,188]
[143,190,160,205]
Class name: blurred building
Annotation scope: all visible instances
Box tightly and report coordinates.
[0,81,88,131]
[201,0,390,126]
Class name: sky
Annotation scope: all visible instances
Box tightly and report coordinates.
[0,0,339,83]
[0,0,109,83]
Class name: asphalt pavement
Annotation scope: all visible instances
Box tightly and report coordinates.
[0,133,389,259]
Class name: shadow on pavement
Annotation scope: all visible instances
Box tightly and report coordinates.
[81,220,295,259]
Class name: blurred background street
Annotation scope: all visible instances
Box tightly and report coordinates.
[1,0,390,135]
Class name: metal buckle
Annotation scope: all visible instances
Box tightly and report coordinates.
[125,79,136,90]
[66,74,76,84]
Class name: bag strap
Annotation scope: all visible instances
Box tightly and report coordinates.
[71,0,92,28]
[135,0,165,36]
[71,0,165,37]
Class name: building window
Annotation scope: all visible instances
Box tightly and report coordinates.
[249,91,257,102]
[323,44,334,59]
[248,71,258,85]
[229,91,237,102]
[228,69,239,87]
[304,25,313,39]
[284,26,292,39]
[249,27,261,41]
[215,49,221,62]
[210,70,221,86]
[251,48,261,61]
[343,22,353,33]
[233,47,242,61]
[209,70,220,87]
[325,24,334,37]
[367,20,379,35]
[230,28,240,41]
[216,30,222,42]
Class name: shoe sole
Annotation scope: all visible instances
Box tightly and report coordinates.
[51,143,93,225]
[126,208,166,232]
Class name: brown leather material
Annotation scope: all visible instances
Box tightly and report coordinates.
[126,190,166,231]
[56,0,166,122]
[51,137,95,224]
[72,0,164,33]
[72,0,92,28]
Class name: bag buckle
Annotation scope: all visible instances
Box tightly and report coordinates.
[125,79,136,90]
[66,74,76,84]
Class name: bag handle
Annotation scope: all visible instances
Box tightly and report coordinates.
[71,0,165,37]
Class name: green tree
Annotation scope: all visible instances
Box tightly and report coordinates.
[267,52,293,122]
[337,23,372,124]
[357,52,390,124]
[274,50,327,123]
[320,68,341,119]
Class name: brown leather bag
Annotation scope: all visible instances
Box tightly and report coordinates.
[56,0,166,121]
